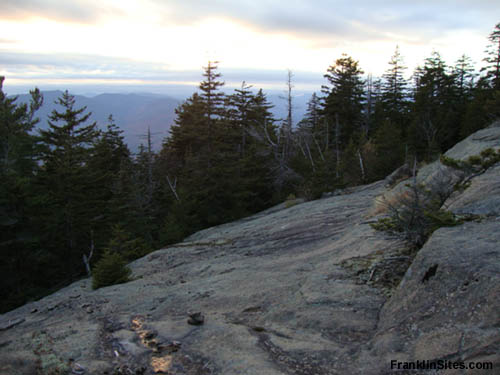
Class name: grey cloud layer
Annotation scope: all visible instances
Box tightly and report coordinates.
[0,51,185,79]
[2,0,498,37]
[0,50,324,92]
[155,0,499,41]
[0,0,122,23]
[1,0,498,92]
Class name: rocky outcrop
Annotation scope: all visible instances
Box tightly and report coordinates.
[1,125,499,375]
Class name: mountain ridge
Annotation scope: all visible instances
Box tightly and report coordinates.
[11,89,311,152]
[13,90,180,151]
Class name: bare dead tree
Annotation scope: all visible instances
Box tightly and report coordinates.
[357,149,365,182]
[166,175,180,202]
[334,114,341,179]
[294,128,315,169]
[362,73,374,137]
[277,70,295,161]
[257,118,299,189]
[83,230,94,276]
[419,118,439,160]
[304,138,315,169]
[137,126,160,206]
[284,69,294,159]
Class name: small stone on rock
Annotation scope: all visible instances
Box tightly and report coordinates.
[187,312,204,325]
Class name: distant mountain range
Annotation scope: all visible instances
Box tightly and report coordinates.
[14,91,180,152]
[13,90,312,152]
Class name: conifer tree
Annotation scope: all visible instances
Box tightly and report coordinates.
[462,23,500,137]
[322,54,365,182]
[0,77,42,174]
[451,55,477,141]
[38,90,100,276]
[303,93,322,134]
[91,249,131,290]
[368,47,410,176]
[129,138,158,245]
[295,93,323,173]
[159,64,229,230]
[373,118,405,178]
[0,77,44,312]
[381,46,409,129]
[87,115,131,245]
[483,22,500,90]
[453,54,476,100]
[229,84,275,210]
[200,61,225,156]
[409,52,456,159]
[322,54,365,146]
[230,81,254,157]
[482,23,500,120]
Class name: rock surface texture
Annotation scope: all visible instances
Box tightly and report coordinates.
[1,125,500,374]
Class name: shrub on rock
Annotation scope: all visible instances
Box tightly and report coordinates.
[92,250,131,290]
[107,225,151,261]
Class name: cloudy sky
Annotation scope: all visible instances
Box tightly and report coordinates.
[1,0,499,95]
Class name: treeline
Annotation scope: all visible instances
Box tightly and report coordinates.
[1,23,499,312]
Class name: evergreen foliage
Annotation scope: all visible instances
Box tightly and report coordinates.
[371,179,460,247]
[0,77,44,312]
[381,46,409,127]
[37,91,101,275]
[106,225,150,262]
[91,250,131,290]
[483,22,500,90]
[322,54,365,148]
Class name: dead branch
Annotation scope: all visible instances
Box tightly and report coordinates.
[166,175,180,202]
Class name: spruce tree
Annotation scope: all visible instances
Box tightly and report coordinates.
[91,250,131,290]
[462,23,500,137]
[229,84,275,211]
[298,93,324,144]
[453,54,476,100]
[452,55,477,141]
[130,136,158,245]
[294,94,323,183]
[381,46,409,129]
[409,52,456,159]
[0,77,44,312]
[158,64,229,231]
[38,90,100,277]
[482,23,500,120]
[482,22,500,90]
[199,61,225,157]
[323,54,365,146]
[322,54,365,182]
[87,115,132,246]
[229,81,254,158]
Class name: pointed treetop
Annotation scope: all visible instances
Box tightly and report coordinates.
[482,22,500,89]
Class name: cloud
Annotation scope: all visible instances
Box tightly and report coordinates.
[0,0,121,24]
[155,0,500,42]
[2,0,498,95]
[0,38,16,44]
[2,0,498,56]
[0,50,287,83]
[0,50,167,77]
[2,0,498,38]
[0,50,324,95]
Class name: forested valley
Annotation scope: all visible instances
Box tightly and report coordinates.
[1,23,499,313]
